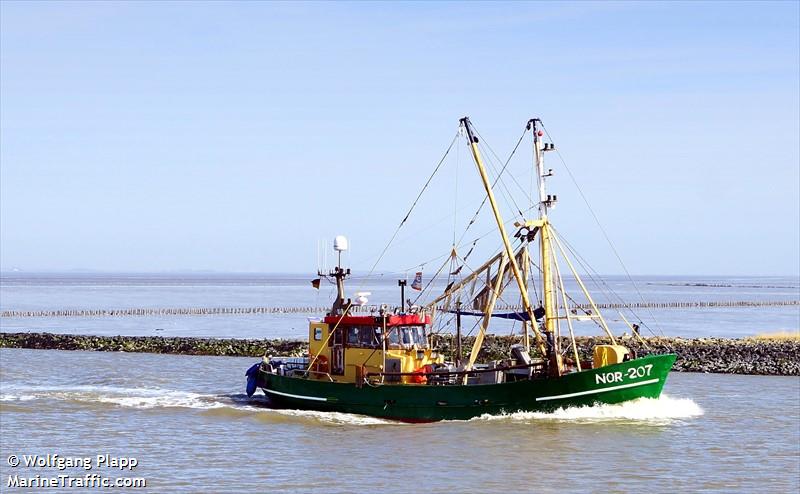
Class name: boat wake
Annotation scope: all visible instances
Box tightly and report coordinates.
[260,408,402,426]
[0,384,399,425]
[2,385,702,426]
[471,395,703,424]
[0,384,226,410]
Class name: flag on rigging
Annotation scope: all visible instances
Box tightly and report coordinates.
[311,278,321,289]
[411,272,423,291]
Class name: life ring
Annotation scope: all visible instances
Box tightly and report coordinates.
[312,355,329,374]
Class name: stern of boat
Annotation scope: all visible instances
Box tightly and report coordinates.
[537,353,677,409]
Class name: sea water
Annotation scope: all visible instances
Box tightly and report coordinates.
[0,349,797,493]
[0,273,797,339]
[0,274,798,492]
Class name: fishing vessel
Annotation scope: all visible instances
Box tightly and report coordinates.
[246,117,676,422]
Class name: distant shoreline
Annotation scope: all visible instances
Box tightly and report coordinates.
[1,331,797,376]
[2,272,798,288]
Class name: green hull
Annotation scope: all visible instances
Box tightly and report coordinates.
[257,354,677,422]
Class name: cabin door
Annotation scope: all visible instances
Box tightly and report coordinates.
[331,328,345,375]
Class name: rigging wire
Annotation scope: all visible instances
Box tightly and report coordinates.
[472,133,527,223]
[410,254,452,306]
[386,200,489,254]
[540,122,666,336]
[528,256,541,304]
[453,133,460,247]
[441,246,532,319]
[356,132,459,288]
[544,251,610,334]
[393,203,539,279]
[462,316,483,340]
[476,139,523,219]
[473,127,535,207]
[413,126,532,311]
[551,226,662,337]
[422,122,531,299]
[455,126,530,247]
[356,123,522,286]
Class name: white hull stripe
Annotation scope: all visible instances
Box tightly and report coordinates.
[265,389,328,402]
[535,378,660,402]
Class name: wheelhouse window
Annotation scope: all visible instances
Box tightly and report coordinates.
[362,327,381,347]
[344,326,381,349]
[412,325,427,348]
[342,325,429,349]
[386,325,428,349]
[346,327,360,346]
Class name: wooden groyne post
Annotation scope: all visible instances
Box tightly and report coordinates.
[1,300,798,319]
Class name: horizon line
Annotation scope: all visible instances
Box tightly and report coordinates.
[1,270,798,279]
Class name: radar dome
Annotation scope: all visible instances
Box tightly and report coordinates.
[355,291,371,306]
[334,235,349,252]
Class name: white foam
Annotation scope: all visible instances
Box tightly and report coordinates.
[0,383,383,417]
[0,383,226,410]
[471,395,704,424]
[1,383,702,425]
[97,390,225,410]
[267,408,402,426]
[0,394,36,402]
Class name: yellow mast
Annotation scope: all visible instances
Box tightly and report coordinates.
[540,221,557,336]
[530,118,562,375]
[466,252,508,371]
[460,117,547,358]
[521,245,531,353]
[424,251,504,309]
[552,240,581,371]
[551,231,617,344]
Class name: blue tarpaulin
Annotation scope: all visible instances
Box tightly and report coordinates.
[446,310,531,321]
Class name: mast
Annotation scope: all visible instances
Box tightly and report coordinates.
[455,301,463,368]
[529,118,555,218]
[521,245,531,353]
[459,117,547,358]
[398,279,407,312]
[327,235,351,315]
[530,118,562,375]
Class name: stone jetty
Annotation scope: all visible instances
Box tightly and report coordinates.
[1,331,797,376]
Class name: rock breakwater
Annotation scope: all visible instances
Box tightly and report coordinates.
[1,332,797,375]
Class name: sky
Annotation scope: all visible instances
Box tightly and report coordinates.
[1,1,798,276]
